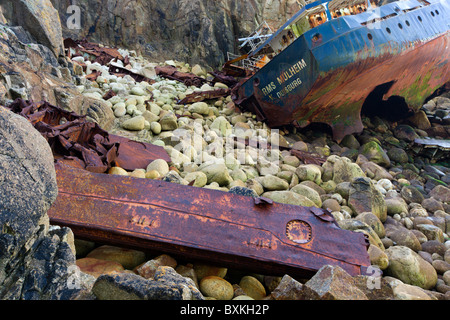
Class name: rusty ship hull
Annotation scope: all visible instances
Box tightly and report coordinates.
[7,96,371,279]
[48,162,370,278]
[232,0,450,141]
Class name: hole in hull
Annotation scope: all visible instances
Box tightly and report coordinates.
[361,81,414,122]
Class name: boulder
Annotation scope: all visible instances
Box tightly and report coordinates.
[210,116,232,136]
[359,141,390,167]
[385,197,409,215]
[92,272,187,300]
[153,266,204,300]
[199,276,234,300]
[406,110,431,130]
[295,164,322,185]
[200,163,233,187]
[302,265,368,300]
[261,174,289,191]
[159,112,178,131]
[121,116,146,131]
[290,184,322,207]
[393,283,434,300]
[429,185,450,203]
[400,185,425,204]
[86,245,146,270]
[415,224,445,243]
[0,107,80,299]
[356,155,393,181]
[270,275,304,300]
[385,246,438,290]
[5,0,64,57]
[385,224,422,252]
[321,155,365,184]
[348,177,387,222]
[387,147,409,164]
[262,191,316,207]
[393,124,420,142]
[137,254,177,280]
[188,102,209,115]
[354,212,386,239]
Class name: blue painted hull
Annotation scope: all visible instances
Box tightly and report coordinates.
[233,0,450,141]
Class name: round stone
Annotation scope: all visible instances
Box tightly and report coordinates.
[145,170,161,180]
[146,159,169,176]
[122,116,146,131]
[184,171,208,188]
[200,276,234,300]
[86,245,146,270]
[385,245,437,290]
[150,122,162,134]
[239,276,266,300]
[108,167,129,176]
[322,198,341,212]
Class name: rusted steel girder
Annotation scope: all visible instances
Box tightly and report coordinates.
[108,64,156,84]
[64,38,126,66]
[155,65,207,87]
[178,89,230,105]
[48,163,370,278]
[6,99,170,173]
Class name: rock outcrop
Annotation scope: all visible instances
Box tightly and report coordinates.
[0,20,115,131]
[0,107,82,299]
[0,0,64,57]
[50,0,302,68]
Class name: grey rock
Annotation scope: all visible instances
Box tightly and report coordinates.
[385,246,438,290]
[270,275,304,300]
[348,177,387,222]
[154,266,204,300]
[228,186,258,198]
[3,0,64,57]
[0,107,80,300]
[302,265,368,300]
[92,272,184,300]
[400,185,425,204]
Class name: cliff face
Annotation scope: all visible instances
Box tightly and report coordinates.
[51,0,301,68]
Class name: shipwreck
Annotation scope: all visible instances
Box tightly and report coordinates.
[7,99,371,278]
[228,0,450,141]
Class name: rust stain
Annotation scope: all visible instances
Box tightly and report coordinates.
[155,65,207,87]
[6,99,170,173]
[178,89,230,104]
[47,163,370,278]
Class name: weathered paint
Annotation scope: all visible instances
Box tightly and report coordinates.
[233,0,450,141]
[48,163,370,278]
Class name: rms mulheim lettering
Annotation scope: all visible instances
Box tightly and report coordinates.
[261,59,307,97]
[277,59,307,85]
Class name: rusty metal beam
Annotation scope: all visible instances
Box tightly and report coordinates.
[48,163,370,278]
[64,38,126,66]
[155,66,207,87]
[6,99,170,173]
[108,64,156,84]
[178,89,230,104]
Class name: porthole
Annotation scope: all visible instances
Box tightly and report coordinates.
[398,23,403,29]
[405,20,410,26]
[431,11,435,17]
[386,27,391,34]
[418,16,422,22]
[312,33,322,42]
[435,10,439,15]
[367,33,373,40]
